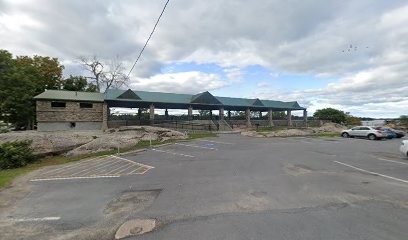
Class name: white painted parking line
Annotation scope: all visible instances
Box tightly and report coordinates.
[12,217,61,222]
[196,139,233,145]
[175,142,217,150]
[372,156,408,166]
[42,155,107,175]
[151,148,195,158]
[334,161,408,184]
[70,159,120,176]
[111,155,155,169]
[30,175,120,182]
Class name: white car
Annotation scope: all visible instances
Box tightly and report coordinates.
[341,126,387,140]
[401,140,408,158]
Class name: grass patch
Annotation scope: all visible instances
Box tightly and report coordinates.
[0,139,172,189]
[187,132,218,139]
[256,126,288,132]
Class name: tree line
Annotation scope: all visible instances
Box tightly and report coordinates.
[0,49,128,130]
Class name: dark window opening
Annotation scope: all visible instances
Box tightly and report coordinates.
[70,122,76,128]
[80,102,93,108]
[51,102,66,108]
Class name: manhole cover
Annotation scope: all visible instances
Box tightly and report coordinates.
[115,219,156,239]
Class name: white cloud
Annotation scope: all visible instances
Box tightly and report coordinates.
[256,82,271,87]
[130,71,228,94]
[1,0,408,117]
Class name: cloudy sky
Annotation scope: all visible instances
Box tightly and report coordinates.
[1,0,407,117]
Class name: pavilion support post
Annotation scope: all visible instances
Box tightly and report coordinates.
[138,108,142,120]
[228,110,231,120]
[188,106,193,120]
[259,111,262,119]
[268,109,274,127]
[219,107,224,120]
[245,108,252,127]
[209,110,213,120]
[303,109,308,127]
[102,102,108,131]
[287,110,292,126]
[149,104,155,124]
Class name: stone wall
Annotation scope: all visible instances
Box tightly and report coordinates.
[36,100,103,122]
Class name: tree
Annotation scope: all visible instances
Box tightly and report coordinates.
[345,116,361,126]
[61,75,97,92]
[79,56,129,92]
[272,111,287,120]
[198,110,211,118]
[0,50,64,129]
[15,55,64,92]
[313,108,347,124]
[398,115,408,126]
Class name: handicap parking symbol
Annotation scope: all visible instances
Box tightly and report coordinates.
[201,143,215,147]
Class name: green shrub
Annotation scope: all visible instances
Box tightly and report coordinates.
[0,140,37,169]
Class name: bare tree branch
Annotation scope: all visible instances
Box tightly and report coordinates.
[78,55,129,92]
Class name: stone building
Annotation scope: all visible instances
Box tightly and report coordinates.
[34,90,105,131]
[34,89,307,131]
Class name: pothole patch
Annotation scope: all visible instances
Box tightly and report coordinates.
[400,201,408,208]
[115,219,156,239]
[284,163,313,176]
[104,190,161,216]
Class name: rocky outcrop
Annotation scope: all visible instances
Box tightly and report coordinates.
[241,122,346,138]
[0,126,186,156]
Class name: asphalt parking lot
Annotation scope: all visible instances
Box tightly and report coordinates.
[0,134,407,240]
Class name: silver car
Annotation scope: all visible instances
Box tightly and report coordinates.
[400,140,408,158]
[341,126,387,140]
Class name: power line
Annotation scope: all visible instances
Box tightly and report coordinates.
[127,0,170,77]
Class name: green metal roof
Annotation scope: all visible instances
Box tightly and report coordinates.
[34,90,104,102]
[105,89,192,104]
[35,89,305,110]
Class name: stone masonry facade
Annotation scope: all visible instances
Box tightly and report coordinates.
[36,101,103,122]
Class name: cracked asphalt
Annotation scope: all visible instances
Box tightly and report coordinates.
[1,134,407,240]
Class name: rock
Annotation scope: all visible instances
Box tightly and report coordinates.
[0,126,187,156]
[141,133,158,141]
[241,122,346,138]
[0,131,98,155]
[115,219,156,239]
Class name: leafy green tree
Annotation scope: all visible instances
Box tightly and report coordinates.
[272,111,287,120]
[61,75,97,92]
[398,115,408,126]
[0,50,64,129]
[345,116,361,126]
[198,110,211,119]
[313,108,347,124]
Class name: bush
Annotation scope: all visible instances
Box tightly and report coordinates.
[0,140,37,169]
[313,108,346,124]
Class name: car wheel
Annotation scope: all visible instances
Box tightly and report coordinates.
[368,134,377,140]
[341,132,349,138]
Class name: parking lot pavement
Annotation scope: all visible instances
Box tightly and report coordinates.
[1,134,408,240]
[31,155,154,181]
